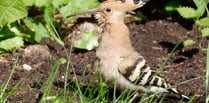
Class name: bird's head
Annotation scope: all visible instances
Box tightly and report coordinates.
[68,0,149,24]
[113,0,149,11]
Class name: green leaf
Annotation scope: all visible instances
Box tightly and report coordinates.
[0,28,15,40]
[35,23,51,42]
[201,28,209,37]
[196,17,209,26]
[196,4,206,18]
[44,3,55,23]
[60,0,99,18]
[193,0,208,8]
[177,7,197,19]
[73,31,98,50]
[35,0,51,7]
[23,18,37,30]
[52,0,69,8]
[164,0,181,15]
[183,39,196,46]
[23,18,50,43]
[58,58,67,64]
[0,37,24,52]
[10,27,24,36]
[22,0,35,6]
[0,0,28,27]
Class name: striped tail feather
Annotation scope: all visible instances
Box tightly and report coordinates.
[118,55,190,100]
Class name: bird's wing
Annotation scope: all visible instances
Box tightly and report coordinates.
[118,55,190,99]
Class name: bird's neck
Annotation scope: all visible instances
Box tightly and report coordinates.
[96,20,135,58]
[105,22,133,48]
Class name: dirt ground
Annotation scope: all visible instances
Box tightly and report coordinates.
[0,1,208,103]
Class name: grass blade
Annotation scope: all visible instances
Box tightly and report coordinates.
[0,60,17,102]
[39,58,66,103]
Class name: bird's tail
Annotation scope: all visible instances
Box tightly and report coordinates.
[119,54,190,100]
[170,87,190,100]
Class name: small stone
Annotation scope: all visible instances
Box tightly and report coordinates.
[22,64,32,71]
[61,75,65,79]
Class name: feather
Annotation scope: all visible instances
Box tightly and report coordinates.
[118,54,190,99]
[70,0,190,101]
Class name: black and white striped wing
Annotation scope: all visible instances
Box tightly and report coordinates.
[118,56,190,99]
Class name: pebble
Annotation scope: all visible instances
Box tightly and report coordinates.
[22,64,32,71]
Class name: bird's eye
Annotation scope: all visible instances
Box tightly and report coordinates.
[115,0,125,3]
[106,8,111,12]
[120,0,126,3]
[133,0,140,4]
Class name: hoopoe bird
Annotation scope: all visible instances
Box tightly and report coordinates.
[68,0,189,101]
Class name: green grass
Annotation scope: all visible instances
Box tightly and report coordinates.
[40,58,66,103]
[0,38,202,103]
[0,18,207,103]
[0,60,16,103]
[0,39,204,103]
[0,60,32,103]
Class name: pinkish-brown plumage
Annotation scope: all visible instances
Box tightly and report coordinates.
[69,0,189,101]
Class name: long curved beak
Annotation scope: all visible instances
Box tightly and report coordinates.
[67,8,98,18]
